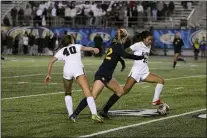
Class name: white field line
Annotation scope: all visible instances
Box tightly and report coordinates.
[78,108,206,138]
[174,87,184,90]
[2,64,205,79]
[142,86,150,88]
[1,73,62,79]
[1,75,205,100]
[2,90,82,100]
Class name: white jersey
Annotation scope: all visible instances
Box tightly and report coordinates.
[130,42,151,74]
[54,44,84,79]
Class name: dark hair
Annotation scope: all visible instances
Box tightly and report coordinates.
[62,35,74,46]
[135,31,152,42]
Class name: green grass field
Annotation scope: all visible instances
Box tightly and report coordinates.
[1,55,206,137]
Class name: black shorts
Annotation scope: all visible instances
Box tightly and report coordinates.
[174,49,181,54]
[94,75,112,86]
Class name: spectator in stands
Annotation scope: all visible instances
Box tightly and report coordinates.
[51,33,60,52]
[168,1,175,16]
[162,2,168,20]
[131,5,138,26]
[35,7,43,26]
[3,15,11,26]
[200,36,206,59]
[28,32,35,55]
[18,33,24,55]
[23,32,29,55]
[25,5,32,26]
[1,30,7,54]
[117,6,126,27]
[193,38,200,61]
[181,1,187,9]
[93,34,103,57]
[151,2,157,21]
[33,33,39,56]
[51,5,57,26]
[64,5,71,25]
[13,33,20,54]
[156,1,164,21]
[42,8,47,26]
[11,6,18,26]
[18,7,24,26]
[137,2,144,27]
[43,32,51,54]
[6,35,14,55]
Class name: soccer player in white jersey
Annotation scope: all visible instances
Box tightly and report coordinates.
[99,31,169,116]
[44,35,104,123]
[123,31,166,105]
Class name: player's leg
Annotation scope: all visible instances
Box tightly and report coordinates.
[123,76,137,95]
[98,78,125,118]
[63,78,74,118]
[75,74,104,122]
[100,73,138,117]
[143,73,165,105]
[177,52,186,63]
[173,53,179,68]
[72,78,104,116]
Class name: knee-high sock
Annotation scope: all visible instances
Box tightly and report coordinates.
[152,83,164,102]
[178,58,185,61]
[87,97,97,115]
[102,94,120,113]
[173,61,177,68]
[73,97,88,116]
[65,96,73,116]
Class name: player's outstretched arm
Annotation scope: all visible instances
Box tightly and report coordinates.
[81,46,99,54]
[117,46,144,60]
[118,57,126,72]
[44,56,58,84]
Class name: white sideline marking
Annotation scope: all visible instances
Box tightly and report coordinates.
[190,65,198,67]
[2,73,62,78]
[142,86,150,88]
[2,90,82,100]
[17,82,28,84]
[1,75,205,100]
[174,87,184,90]
[79,108,206,138]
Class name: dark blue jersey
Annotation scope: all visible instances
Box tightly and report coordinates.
[95,42,144,78]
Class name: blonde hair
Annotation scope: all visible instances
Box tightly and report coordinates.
[113,29,129,44]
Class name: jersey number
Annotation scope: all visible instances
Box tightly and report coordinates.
[142,52,148,63]
[106,48,113,60]
[63,46,77,56]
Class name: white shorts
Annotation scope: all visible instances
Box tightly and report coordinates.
[128,72,150,82]
[63,67,85,80]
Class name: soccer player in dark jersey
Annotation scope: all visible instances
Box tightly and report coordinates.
[70,29,146,120]
[173,32,186,68]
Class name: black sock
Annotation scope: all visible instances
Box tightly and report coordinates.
[73,97,88,116]
[102,94,120,113]
[178,58,185,62]
[173,61,177,68]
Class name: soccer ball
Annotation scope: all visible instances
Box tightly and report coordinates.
[157,103,170,115]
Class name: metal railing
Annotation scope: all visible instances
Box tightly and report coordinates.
[187,1,206,28]
[2,15,183,29]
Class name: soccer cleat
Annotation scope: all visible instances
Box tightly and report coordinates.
[92,114,105,123]
[98,110,112,119]
[69,114,76,123]
[152,99,163,105]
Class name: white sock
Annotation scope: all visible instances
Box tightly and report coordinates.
[65,96,73,116]
[153,83,164,102]
[87,97,97,115]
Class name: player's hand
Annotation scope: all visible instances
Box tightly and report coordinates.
[144,54,148,59]
[44,75,51,84]
[121,66,125,72]
[93,48,99,54]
